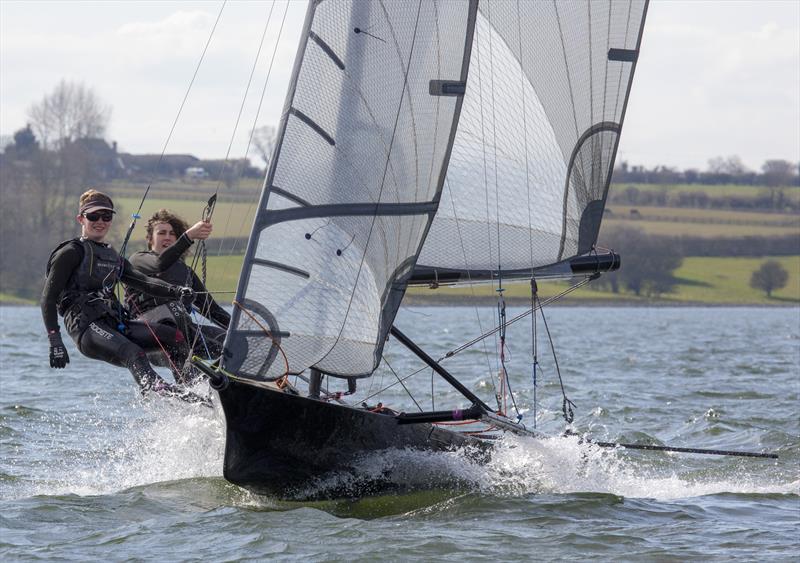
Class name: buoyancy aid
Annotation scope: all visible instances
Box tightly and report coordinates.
[125,253,192,315]
[47,238,124,338]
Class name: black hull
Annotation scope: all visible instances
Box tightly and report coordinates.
[217,377,484,499]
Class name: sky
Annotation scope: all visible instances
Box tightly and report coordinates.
[1,0,798,172]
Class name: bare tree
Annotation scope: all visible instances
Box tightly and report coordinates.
[28,80,111,150]
[707,155,749,176]
[250,125,277,168]
[750,260,789,298]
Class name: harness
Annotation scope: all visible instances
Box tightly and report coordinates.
[125,252,192,315]
[48,238,124,338]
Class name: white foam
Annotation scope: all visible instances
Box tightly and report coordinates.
[20,401,797,502]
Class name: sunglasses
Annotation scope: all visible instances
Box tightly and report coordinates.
[83,211,114,222]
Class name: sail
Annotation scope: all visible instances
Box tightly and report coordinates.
[414,0,648,284]
[224,0,478,379]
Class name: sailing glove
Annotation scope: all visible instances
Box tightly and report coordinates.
[48,330,69,368]
[173,286,195,309]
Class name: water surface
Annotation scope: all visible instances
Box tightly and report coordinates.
[1,306,798,560]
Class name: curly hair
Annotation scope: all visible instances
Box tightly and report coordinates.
[145,209,189,252]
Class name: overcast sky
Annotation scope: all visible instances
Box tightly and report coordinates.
[1,0,798,172]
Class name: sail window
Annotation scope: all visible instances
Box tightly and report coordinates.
[608,48,638,62]
[429,80,467,96]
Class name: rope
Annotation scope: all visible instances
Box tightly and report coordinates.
[128,300,183,377]
[444,276,594,359]
[536,293,575,423]
[233,300,289,379]
[383,355,423,413]
[362,277,594,404]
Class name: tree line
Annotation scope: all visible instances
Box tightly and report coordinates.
[0,80,795,302]
[613,156,799,187]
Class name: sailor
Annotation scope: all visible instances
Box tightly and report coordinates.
[124,209,230,364]
[42,189,202,401]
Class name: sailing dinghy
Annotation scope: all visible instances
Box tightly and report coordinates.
[194,0,650,499]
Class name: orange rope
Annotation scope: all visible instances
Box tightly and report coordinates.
[233,300,290,381]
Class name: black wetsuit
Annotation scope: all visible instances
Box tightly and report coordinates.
[42,238,195,390]
[125,233,230,361]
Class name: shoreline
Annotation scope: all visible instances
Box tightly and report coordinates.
[3,298,797,308]
[401,295,799,307]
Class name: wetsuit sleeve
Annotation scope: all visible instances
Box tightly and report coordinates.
[190,271,231,329]
[129,234,193,275]
[120,259,178,298]
[41,244,82,333]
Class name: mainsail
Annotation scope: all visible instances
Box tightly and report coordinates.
[225,0,479,379]
[224,0,648,381]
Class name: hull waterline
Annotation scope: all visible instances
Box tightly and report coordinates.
[216,377,487,500]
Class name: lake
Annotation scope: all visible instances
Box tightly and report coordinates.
[1,305,798,560]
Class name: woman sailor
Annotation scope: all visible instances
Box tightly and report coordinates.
[42,189,201,401]
[124,209,230,363]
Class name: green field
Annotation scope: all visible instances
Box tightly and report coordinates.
[112,196,258,249]
[4,255,798,306]
[611,182,800,202]
[407,256,800,305]
[602,205,799,238]
[201,254,800,306]
[102,180,800,246]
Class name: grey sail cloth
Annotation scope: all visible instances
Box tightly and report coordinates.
[225,0,477,379]
[418,0,648,278]
[224,0,648,381]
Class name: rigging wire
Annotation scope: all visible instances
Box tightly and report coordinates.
[118,0,228,263]
[212,0,290,260]
[442,177,498,409]
[472,13,505,411]
[108,1,227,339]
[514,0,539,428]
[444,276,595,359]
[364,276,594,404]
[535,293,575,423]
[188,0,279,281]
[382,355,423,413]
[184,1,290,363]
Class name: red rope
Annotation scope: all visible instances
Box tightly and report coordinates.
[129,300,183,376]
